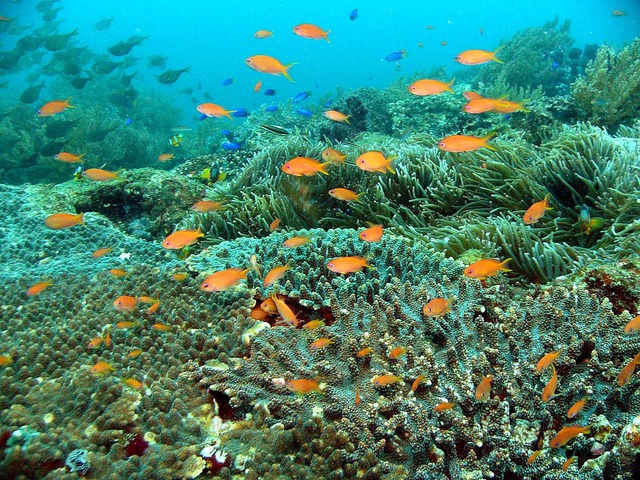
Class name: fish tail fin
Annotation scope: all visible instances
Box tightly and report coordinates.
[354,192,365,203]
[225,110,236,119]
[544,194,553,210]
[78,153,86,160]
[196,226,204,238]
[483,132,497,150]
[492,49,505,64]
[446,77,455,92]
[78,212,85,226]
[345,115,351,124]
[387,156,397,174]
[324,30,331,42]
[499,258,512,271]
[318,161,332,175]
[65,96,75,108]
[282,63,297,82]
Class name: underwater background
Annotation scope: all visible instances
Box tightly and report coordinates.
[1,0,640,479]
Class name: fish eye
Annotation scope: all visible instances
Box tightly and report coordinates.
[328,263,334,268]
[467,269,473,274]
[203,283,209,288]
[438,142,445,147]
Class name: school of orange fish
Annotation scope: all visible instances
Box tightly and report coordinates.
[9,19,638,473]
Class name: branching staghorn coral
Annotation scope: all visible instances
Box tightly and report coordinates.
[571,38,640,129]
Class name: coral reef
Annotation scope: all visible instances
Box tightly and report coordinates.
[571,38,640,129]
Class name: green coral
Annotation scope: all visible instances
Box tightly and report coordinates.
[571,38,640,129]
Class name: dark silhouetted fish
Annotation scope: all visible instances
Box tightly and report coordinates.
[17,34,44,51]
[45,118,78,138]
[36,0,58,12]
[63,61,81,75]
[157,67,190,85]
[0,48,22,70]
[33,19,62,36]
[44,29,78,52]
[108,35,148,56]
[41,140,66,156]
[92,59,122,74]
[20,81,45,104]
[70,75,91,89]
[147,55,167,68]
[179,87,193,95]
[41,59,64,76]
[87,125,117,142]
[109,87,137,108]
[95,18,113,31]
[121,71,137,86]
[42,6,62,22]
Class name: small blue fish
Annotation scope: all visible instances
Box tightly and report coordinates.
[222,78,234,86]
[232,108,249,117]
[263,89,277,96]
[349,9,358,21]
[221,141,242,151]
[220,129,233,138]
[198,113,208,121]
[293,91,311,103]
[323,100,333,109]
[265,105,278,112]
[124,117,133,126]
[385,50,406,62]
[551,61,559,70]
[296,108,313,118]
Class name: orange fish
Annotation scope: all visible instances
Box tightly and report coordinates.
[463,96,504,114]
[281,156,331,176]
[26,280,53,296]
[355,151,396,174]
[326,256,371,274]
[475,375,493,402]
[283,236,311,248]
[260,297,278,315]
[562,457,576,472]
[123,377,144,389]
[254,80,262,92]
[37,97,75,116]
[492,99,529,113]
[200,268,250,292]
[536,349,561,373]
[355,388,361,407]
[104,331,111,347]
[91,247,112,258]
[408,78,455,96]
[322,147,346,164]
[245,55,296,82]
[191,200,224,213]
[624,315,640,334]
[455,48,504,65]
[0,355,12,366]
[254,30,273,39]
[359,224,383,242]
[250,307,269,320]
[567,398,587,419]
[310,337,334,350]
[157,153,176,162]
[303,319,324,330]
[127,349,143,358]
[83,168,120,181]
[162,227,204,249]
[271,294,299,327]
[423,298,453,317]
[617,353,640,386]
[356,347,373,358]
[109,268,128,277]
[541,364,558,402]
[171,272,188,281]
[138,296,157,305]
[434,402,455,412]
[269,218,281,231]
[113,295,137,311]
[293,23,330,42]
[527,450,542,465]
[263,262,292,288]
[323,110,350,123]
[372,374,403,387]
[285,379,324,394]
[152,323,171,331]
[411,375,426,391]
[549,425,591,448]
[437,133,496,152]
[147,301,160,314]
[328,188,363,202]
[44,212,84,230]
[90,360,115,374]
[464,258,511,280]
[196,103,235,119]
[116,321,138,329]
[54,152,85,163]
[87,336,104,349]
[524,194,552,225]
[389,346,406,359]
